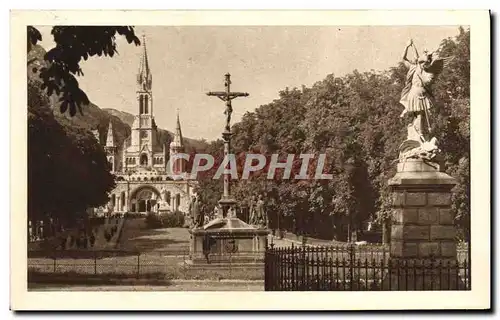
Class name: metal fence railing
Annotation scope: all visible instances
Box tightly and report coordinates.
[264,244,470,291]
[27,243,470,291]
[27,249,265,281]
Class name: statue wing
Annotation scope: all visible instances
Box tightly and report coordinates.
[425,55,454,75]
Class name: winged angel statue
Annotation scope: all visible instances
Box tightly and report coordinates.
[398,39,454,163]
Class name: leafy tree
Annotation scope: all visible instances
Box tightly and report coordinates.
[197,27,470,243]
[27,25,140,229]
[27,26,140,116]
[28,75,115,228]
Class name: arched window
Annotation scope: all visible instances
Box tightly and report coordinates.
[121,192,125,208]
[145,95,149,114]
[140,154,148,166]
[139,95,144,114]
[108,157,113,171]
[175,194,181,210]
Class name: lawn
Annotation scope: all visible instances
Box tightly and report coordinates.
[117,218,191,253]
[27,218,468,285]
[28,217,265,281]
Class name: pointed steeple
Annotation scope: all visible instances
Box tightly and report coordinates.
[171,110,184,148]
[91,129,100,144]
[106,121,115,148]
[137,34,152,91]
[169,110,185,176]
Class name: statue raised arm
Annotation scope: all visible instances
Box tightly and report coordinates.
[402,39,419,67]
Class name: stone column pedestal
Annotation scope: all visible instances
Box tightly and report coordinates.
[385,159,463,290]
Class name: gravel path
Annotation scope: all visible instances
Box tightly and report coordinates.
[29,281,264,291]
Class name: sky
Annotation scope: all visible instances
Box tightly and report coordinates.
[36,26,461,141]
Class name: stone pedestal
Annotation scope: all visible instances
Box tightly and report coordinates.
[385,158,463,290]
[187,217,269,269]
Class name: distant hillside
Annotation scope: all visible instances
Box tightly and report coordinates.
[28,45,131,151]
[53,103,131,154]
[102,108,135,127]
[102,108,209,152]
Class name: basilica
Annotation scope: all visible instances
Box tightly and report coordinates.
[93,36,197,216]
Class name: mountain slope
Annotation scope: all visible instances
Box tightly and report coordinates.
[102,108,209,152]
[102,108,135,127]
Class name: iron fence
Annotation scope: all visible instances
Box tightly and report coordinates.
[27,249,265,281]
[264,244,470,291]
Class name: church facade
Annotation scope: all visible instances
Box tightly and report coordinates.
[94,36,197,216]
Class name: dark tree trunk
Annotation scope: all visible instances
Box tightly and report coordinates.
[382,219,391,245]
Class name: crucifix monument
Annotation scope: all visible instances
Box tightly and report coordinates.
[207,73,249,217]
[187,73,268,268]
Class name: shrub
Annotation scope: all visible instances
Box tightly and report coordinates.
[161,211,185,228]
[88,217,105,227]
[104,231,112,242]
[145,212,163,229]
[145,211,185,229]
[124,212,144,219]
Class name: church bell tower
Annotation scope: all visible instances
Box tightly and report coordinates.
[134,35,157,167]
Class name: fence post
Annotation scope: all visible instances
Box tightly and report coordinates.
[264,246,268,291]
[137,252,140,279]
[94,251,97,275]
[349,243,354,290]
[291,243,295,290]
[229,251,232,279]
[301,243,306,290]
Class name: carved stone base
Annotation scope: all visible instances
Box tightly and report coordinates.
[386,158,462,291]
[188,217,269,266]
[396,158,443,173]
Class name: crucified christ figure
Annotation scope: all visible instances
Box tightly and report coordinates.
[224,101,232,132]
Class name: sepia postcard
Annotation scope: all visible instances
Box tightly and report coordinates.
[10,9,490,311]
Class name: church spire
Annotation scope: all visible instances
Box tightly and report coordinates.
[106,121,115,148]
[169,110,185,177]
[172,110,184,148]
[137,34,152,91]
[91,129,100,144]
